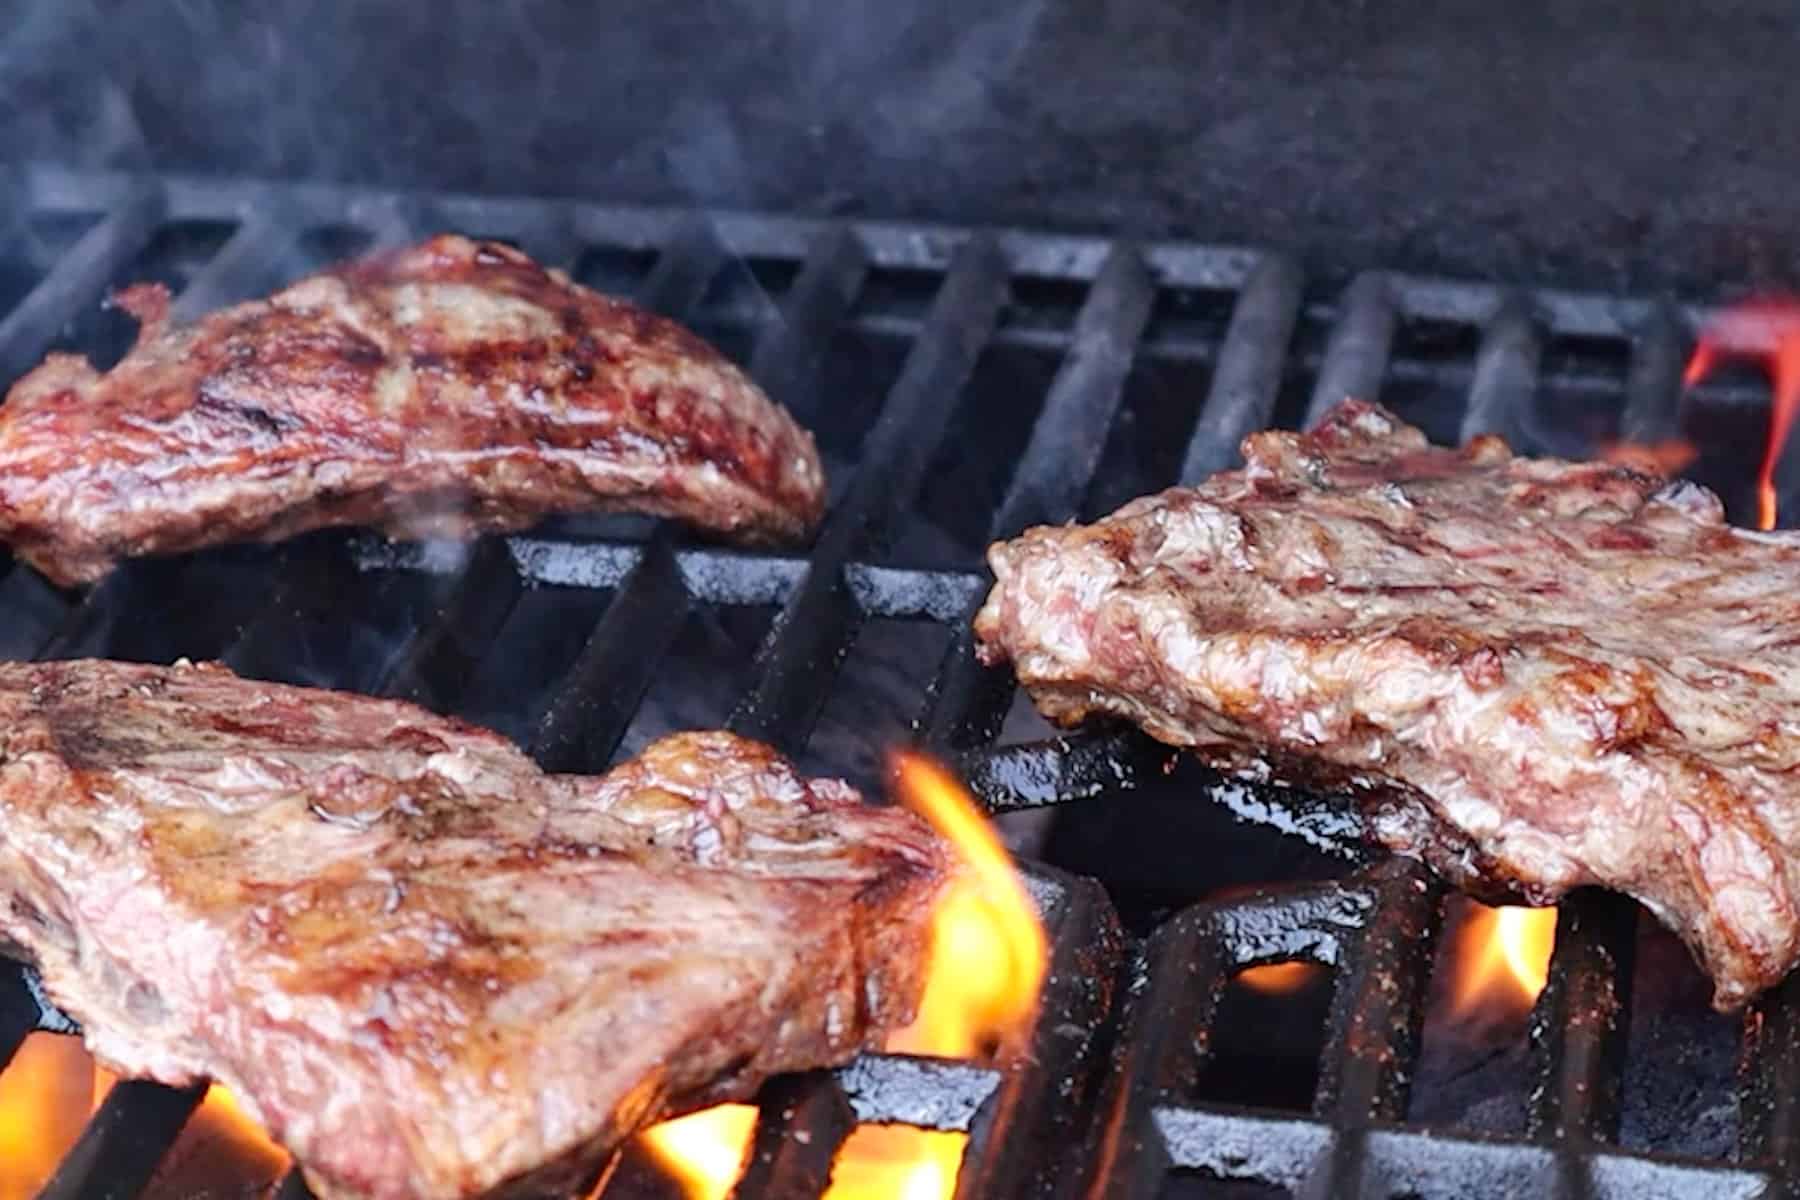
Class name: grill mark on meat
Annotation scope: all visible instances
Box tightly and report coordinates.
[976,398,1800,1011]
[0,658,948,1200]
[192,389,302,440]
[0,235,826,586]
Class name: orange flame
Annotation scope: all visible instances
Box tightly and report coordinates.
[638,1105,758,1200]
[1452,904,1559,1014]
[639,750,1048,1200]
[194,1083,289,1177]
[1685,300,1800,530]
[1235,962,1326,995]
[0,1033,97,1199]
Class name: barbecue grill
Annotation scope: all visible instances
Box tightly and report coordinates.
[0,161,1790,1200]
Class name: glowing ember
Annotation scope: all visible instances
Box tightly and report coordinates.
[1235,962,1325,995]
[1452,904,1559,1014]
[639,1105,758,1200]
[640,750,1047,1200]
[1684,300,1800,531]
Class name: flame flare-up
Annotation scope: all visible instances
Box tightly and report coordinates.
[641,750,1049,1200]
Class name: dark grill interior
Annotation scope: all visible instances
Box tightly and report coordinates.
[0,162,1793,1199]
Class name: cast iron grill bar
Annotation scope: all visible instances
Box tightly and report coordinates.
[952,875,1123,1200]
[1083,875,1389,1199]
[1307,271,1398,428]
[527,535,688,772]
[1620,302,1690,447]
[1460,295,1543,444]
[727,236,1009,749]
[1527,890,1638,1147]
[377,536,526,710]
[38,1082,207,1200]
[0,181,165,388]
[166,211,300,322]
[1083,914,1230,1199]
[916,244,1156,753]
[988,245,1156,539]
[745,225,870,420]
[524,230,732,771]
[1302,862,1443,1200]
[730,1072,856,1198]
[1178,252,1304,483]
[1311,859,1443,1125]
[635,216,730,320]
[1740,972,1800,1194]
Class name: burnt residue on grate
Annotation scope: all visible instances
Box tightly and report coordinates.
[0,163,1792,1199]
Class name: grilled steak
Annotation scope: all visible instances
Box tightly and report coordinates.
[0,235,826,586]
[975,399,1800,1011]
[0,659,945,1200]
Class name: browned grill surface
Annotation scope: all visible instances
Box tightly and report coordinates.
[0,162,1790,1199]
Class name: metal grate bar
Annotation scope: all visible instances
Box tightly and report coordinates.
[747,225,870,414]
[730,1073,855,1199]
[1528,890,1637,1150]
[953,874,1123,1200]
[1307,271,1398,428]
[1306,860,1444,1200]
[727,238,1008,750]
[1620,302,1690,446]
[166,212,300,322]
[0,181,165,387]
[519,226,740,770]
[1179,252,1305,483]
[959,729,1173,815]
[988,245,1156,539]
[37,1081,206,1200]
[1080,913,1231,1199]
[916,244,1156,752]
[1739,972,1800,1189]
[834,1055,999,1131]
[1460,295,1543,444]
[377,537,525,711]
[824,236,1010,551]
[527,536,688,773]
[635,216,729,319]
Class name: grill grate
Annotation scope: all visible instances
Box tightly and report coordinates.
[0,162,1789,1199]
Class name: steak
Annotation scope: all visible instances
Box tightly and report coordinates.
[0,659,946,1200]
[0,235,826,586]
[974,399,1800,1011]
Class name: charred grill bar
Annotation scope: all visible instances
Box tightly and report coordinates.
[0,162,1789,1198]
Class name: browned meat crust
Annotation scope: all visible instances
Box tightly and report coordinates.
[0,659,945,1200]
[0,236,826,586]
[974,399,1800,1011]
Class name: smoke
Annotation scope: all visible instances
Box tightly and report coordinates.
[0,0,1049,217]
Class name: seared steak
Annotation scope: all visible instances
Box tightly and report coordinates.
[0,659,945,1200]
[0,235,826,586]
[975,399,1800,1011]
